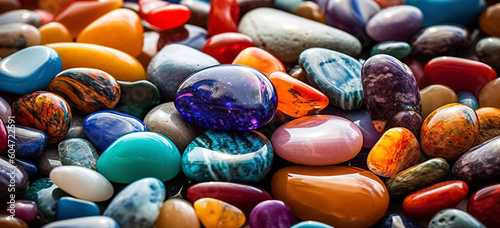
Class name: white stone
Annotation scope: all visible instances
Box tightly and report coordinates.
[42,216,118,228]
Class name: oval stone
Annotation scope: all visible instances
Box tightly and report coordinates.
[58,138,99,170]
[329,109,383,148]
[232,47,286,77]
[411,25,469,61]
[56,197,100,220]
[429,209,486,228]
[467,183,500,228]
[39,22,72,45]
[11,125,48,158]
[299,48,364,110]
[155,198,200,228]
[479,78,500,109]
[114,80,160,119]
[0,9,41,27]
[271,166,389,228]
[43,216,118,228]
[97,132,181,184]
[272,115,363,166]
[174,65,277,130]
[457,90,479,110]
[0,45,61,94]
[366,5,423,42]
[0,157,29,204]
[421,103,479,160]
[420,85,458,119]
[0,23,40,58]
[249,200,297,228]
[479,3,500,37]
[14,159,37,176]
[6,200,37,222]
[370,41,411,59]
[476,37,500,70]
[182,129,273,183]
[194,198,246,228]
[476,107,500,145]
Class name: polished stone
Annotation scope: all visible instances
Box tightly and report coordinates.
[43,216,118,228]
[366,5,423,42]
[194,198,246,228]
[10,125,47,158]
[476,107,500,145]
[114,80,161,119]
[370,41,411,59]
[155,198,200,228]
[0,157,29,208]
[249,200,297,228]
[411,25,469,61]
[56,197,100,220]
[429,209,486,228]
[467,183,500,227]
[22,178,68,224]
[377,213,424,228]
[420,85,458,119]
[476,37,500,70]
[457,90,479,110]
[0,23,40,58]
[58,138,99,170]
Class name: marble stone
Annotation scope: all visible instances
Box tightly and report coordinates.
[249,200,297,228]
[58,138,99,170]
[11,125,48,158]
[56,197,100,220]
[366,5,423,42]
[114,80,161,119]
[42,216,118,228]
[429,209,486,228]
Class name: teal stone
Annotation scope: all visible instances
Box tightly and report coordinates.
[291,221,335,228]
[103,178,165,228]
[182,129,273,183]
[405,0,485,27]
[43,216,119,228]
[386,158,450,197]
[371,42,411,59]
[299,47,364,110]
[22,178,68,224]
[58,138,99,170]
[97,132,181,184]
[429,209,486,228]
[114,80,161,119]
[56,197,100,220]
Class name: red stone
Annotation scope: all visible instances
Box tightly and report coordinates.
[201,32,255,64]
[139,0,191,31]
[467,183,500,227]
[403,180,468,218]
[424,56,497,97]
[0,118,7,152]
[207,0,239,36]
[187,182,272,215]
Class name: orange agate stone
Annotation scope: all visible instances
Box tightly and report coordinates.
[193,198,245,228]
[232,47,285,77]
[39,22,72,44]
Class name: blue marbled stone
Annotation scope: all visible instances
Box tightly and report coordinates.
[405,0,485,27]
[291,221,335,228]
[15,158,38,176]
[175,65,277,130]
[0,45,62,94]
[43,216,119,228]
[182,129,273,183]
[83,110,147,151]
[103,178,165,228]
[22,178,69,224]
[429,209,486,228]
[9,125,48,158]
[56,197,100,220]
[58,138,99,170]
[457,90,479,110]
[299,47,364,110]
[378,213,424,228]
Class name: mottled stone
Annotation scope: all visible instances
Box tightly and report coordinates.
[476,37,500,70]
[476,107,500,145]
[429,209,486,228]
[58,138,99,170]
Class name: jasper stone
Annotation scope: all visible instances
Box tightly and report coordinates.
[377,213,424,228]
[249,200,297,228]
[272,166,389,228]
[97,132,181,184]
[411,25,469,61]
[0,23,40,58]
[299,48,364,110]
[182,129,273,183]
[56,197,100,220]
[58,138,99,170]
[457,90,479,110]
[0,45,61,94]
[114,80,160,119]
[43,216,118,228]
[429,209,486,228]
[365,5,423,42]
[272,115,363,166]
[155,198,200,228]
[467,183,500,227]
[22,178,68,223]
[362,54,422,136]
[476,37,500,70]
[174,65,277,130]
[0,157,29,204]
[476,108,500,144]
[103,178,165,228]
[420,85,458,119]
[238,7,361,63]
[370,41,411,59]
[11,125,48,158]
[386,158,450,197]
[147,44,219,101]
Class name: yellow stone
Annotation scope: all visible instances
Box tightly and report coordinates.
[420,84,458,119]
[193,198,245,228]
[155,198,200,228]
[39,22,73,45]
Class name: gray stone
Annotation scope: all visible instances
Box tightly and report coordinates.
[429,209,486,228]
[237,7,362,64]
[58,138,99,170]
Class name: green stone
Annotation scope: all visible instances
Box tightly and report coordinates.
[114,80,161,119]
[370,41,411,59]
[96,131,181,184]
[58,138,99,170]
[386,158,450,197]
[22,178,68,223]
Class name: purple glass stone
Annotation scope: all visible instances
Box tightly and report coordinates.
[365,5,423,42]
[249,200,297,228]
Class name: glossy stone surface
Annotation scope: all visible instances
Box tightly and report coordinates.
[22,178,67,223]
[187,182,272,215]
[139,0,190,31]
[193,198,246,228]
[5,200,37,221]
[97,132,181,183]
[249,200,297,228]
[155,198,200,228]
[37,145,62,176]
[104,178,165,228]
[377,213,423,228]
[420,85,458,119]
[175,65,277,130]
[411,25,469,61]
[13,91,71,144]
[47,43,146,81]
[300,48,363,110]
[0,157,29,205]
[0,9,40,26]
[58,138,98,170]
[56,197,100,220]
[429,209,486,228]
[329,109,383,148]
[238,7,362,63]
[271,166,389,228]
[479,78,500,109]
[406,0,485,27]
[367,127,421,177]
[39,22,72,45]
[43,216,119,228]
[14,159,37,176]
[403,181,469,218]
[0,23,40,58]
[467,183,500,227]
[157,24,208,51]
[111,80,159,118]
[366,5,423,42]
[0,45,61,94]
[183,129,273,183]
[272,115,362,166]
[83,110,147,150]
[0,119,6,152]
[232,47,285,77]
[291,221,335,228]
[47,68,121,113]
[201,32,254,64]
[0,96,11,123]
[479,3,500,37]
[475,107,500,144]
[147,44,219,101]
[477,37,500,71]
[421,103,479,160]
[386,158,449,197]
[295,1,327,24]
[0,215,28,228]
[457,90,479,110]
[371,41,411,59]
[362,54,422,136]
[50,166,113,202]
[8,125,47,158]
[207,0,239,35]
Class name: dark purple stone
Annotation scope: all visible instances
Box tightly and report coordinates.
[411,25,469,61]
[249,200,297,228]
[0,156,29,204]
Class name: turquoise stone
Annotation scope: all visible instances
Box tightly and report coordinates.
[58,138,99,170]
[405,0,485,27]
[429,209,486,228]
[457,90,479,110]
[56,197,100,220]
[291,221,335,228]
[182,129,273,183]
[0,45,62,94]
[103,178,165,228]
[114,80,161,119]
[371,42,411,59]
[22,178,68,224]
[299,47,364,110]
[97,132,181,184]
[43,216,119,228]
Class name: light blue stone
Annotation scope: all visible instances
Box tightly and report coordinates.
[291,221,335,228]
[0,45,62,94]
[457,90,479,110]
[56,197,100,220]
[42,216,119,228]
[405,0,485,27]
[103,178,165,228]
[299,47,364,110]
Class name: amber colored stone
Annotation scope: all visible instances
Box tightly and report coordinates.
[193,198,245,228]
[201,32,254,64]
[38,0,73,16]
[480,3,500,37]
[367,127,421,177]
[295,1,326,24]
[55,0,122,38]
[207,0,239,36]
[271,166,389,228]
[232,47,285,77]
[479,78,500,108]
[270,71,329,117]
[77,9,143,57]
[155,198,200,228]
[38,22,72,44]
[475,107,500,145]
[47,42,146,81]
[403,180,468,218]
[0,215,28,228]
[420,85,458,119]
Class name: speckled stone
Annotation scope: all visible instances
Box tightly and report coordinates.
[58,138,99,170]
[429,209,486,228]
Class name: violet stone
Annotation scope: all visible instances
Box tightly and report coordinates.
[365,5,423,42]
[249,200,297,228]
